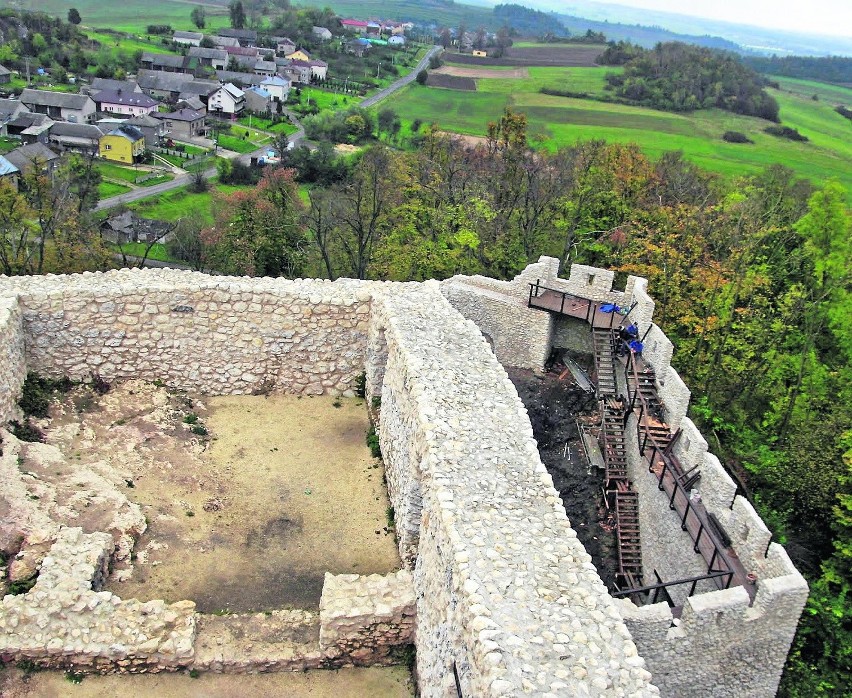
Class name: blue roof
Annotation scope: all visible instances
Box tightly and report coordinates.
[0,154,19,176]
[261,76,289,86]
[249,87,272,98]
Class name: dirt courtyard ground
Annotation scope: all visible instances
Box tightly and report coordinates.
[104,391,401,612]
[433,65,529,79]
[0,665,414,698]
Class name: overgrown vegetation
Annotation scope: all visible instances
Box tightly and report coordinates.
[366,426,382,460]
[604,42,780,120]
[18,373,75,418]
[764,124,809,141]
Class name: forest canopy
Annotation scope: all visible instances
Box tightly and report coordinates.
[604,42,780,121]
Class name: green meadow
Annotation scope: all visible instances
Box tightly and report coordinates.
[3,1,231,34]
[390,65,852,193]
[128,184,245,225]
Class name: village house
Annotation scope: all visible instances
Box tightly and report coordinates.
[0,154,19,189]
[177,79,219,106]
[472,49,487,57]
[20,89,96,124]
[99,123,145,163]
[388,35,406,47]
[285,48,312,62]
[345,38,372,57]
[211,35,240,49]
[172,30,203,47]
[127,113,165,147]
[244,87,272,115]
[254,60,277,77]
[4,112,53,145]
[0,64,12,84]
[48,122,104,154]
[153,108,206,140]
[187,47,228,71]
[208,83,245,117]
[93,90,160,117]
[140,52,186,73]
[275,37,297,54]
[217,27,258,46]
[136,71,195,103]
[175,96,205,113]
[83,78,142,96]
[312,26,333,41]
[280,63,311,86]
[340,19,368,34]
[215,70,264,88]
[4,142,60,177]
[0,99,27,136]
[260,75,290,102]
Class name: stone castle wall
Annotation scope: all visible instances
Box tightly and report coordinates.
[0,270,378,398]
[446,257,808,697]
[0,264,807,696]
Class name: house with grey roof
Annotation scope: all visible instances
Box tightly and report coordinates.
[20,89,96,123]
[173,30,203,47]
[47,122,104,153]
[211,35,240,49]
[93,89,160,116]
[84,78,142,96]
[187,47,228,70]
[127,113,165,147]
[176,96,205,113]
[0,99,28,135]
[153,108,207,139]
[5,112,53,144]
[254,60,277,77]
[215,70,263,88]
[4,142,60,176]
[244,87,272,115]
[0,64,11,84]
[217,28,257,45]
[136,70,195,102]
[140,52,186,72]
[312,26,333,41]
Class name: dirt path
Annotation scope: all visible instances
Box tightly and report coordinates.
[433,65,528,79]
[0,665,414,698]
[106,393,401,612]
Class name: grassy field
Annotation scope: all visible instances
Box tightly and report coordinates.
[83,29,175,55]
[3,1,231,34]
[387,65,852,194]
[96,161,174,186]
[237,116,299,135]
[116,242,174,262]
[0,137,19,154]
[128,184,245,225]
[216,135,259,154]
[99,181,131,198]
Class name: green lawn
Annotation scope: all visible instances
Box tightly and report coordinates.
[292,87,355,113]
[99,181,131,198]
[215,135,259,154]
[116,242,174,262]
[237,116,299,135]
[128,184,246,225]
[388,71,852,195]
[83,29,175,55]
[96,161,142,184]
[0,137,19,154]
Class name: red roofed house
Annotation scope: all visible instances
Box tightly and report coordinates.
[340,19,368,34]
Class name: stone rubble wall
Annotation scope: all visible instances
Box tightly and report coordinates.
[0,526,197,672]
[0,295,26,424]
[319,570,415,664]
[0,269,380,397]
[370,283,658,698]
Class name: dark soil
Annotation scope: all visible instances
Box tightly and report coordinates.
[426,73,477,90]
[508,363,620,591]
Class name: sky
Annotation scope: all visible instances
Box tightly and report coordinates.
[597,0,852,37]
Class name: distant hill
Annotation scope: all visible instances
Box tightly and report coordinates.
[743,55,852,86]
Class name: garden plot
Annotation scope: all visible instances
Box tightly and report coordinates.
[6,380,400,613]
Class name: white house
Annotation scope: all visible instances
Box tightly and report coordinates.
[388,35,406,47]
[260,75,291,102]
[93,89,160,116]
[173,31,203,47]
[208,83,245,116]
[312,26,333,41]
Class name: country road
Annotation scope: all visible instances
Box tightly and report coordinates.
[96,45,440,213]
[360,45,441,109]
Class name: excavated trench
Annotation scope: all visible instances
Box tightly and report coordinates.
[508,358,620,591]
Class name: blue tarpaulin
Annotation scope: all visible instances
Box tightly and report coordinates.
[600,303,620,313]
[629,340,644,354]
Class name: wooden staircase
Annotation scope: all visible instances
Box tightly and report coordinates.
[593,329,617,398]
[615,488,643,584]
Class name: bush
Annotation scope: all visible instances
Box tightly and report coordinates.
[366,426,382,459]
[147,24,172,35]
[835,105,852,121]
[722,130,753,144]
[764,125,809,141]
[10,419,45,443]
[416,70,428,85]
[18,373,74,418]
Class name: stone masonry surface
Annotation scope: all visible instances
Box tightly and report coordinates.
[0,262,808,696]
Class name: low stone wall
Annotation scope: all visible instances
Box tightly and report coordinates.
[319,570,415,664]
[371,284,658,697]
[0,269,376,397]
[0,295,26,424]
[0,527,197,672]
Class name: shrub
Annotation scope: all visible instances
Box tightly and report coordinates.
[366,426,382,459]
[763,125,809,141]
[723,131,753,143]
[416,70,428,85]
[11,419,45,443]
[18,373,74,418]
[835,105,852,121]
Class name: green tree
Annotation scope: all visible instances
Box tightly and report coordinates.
[67,8,81,25]
[229,1,246,30]
[190,6,206,30]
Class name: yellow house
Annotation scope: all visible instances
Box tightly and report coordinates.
[285,48,312,62]
[472,50,487,58]
[99,124,145,163]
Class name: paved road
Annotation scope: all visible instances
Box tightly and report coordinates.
[360,45,441,109]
